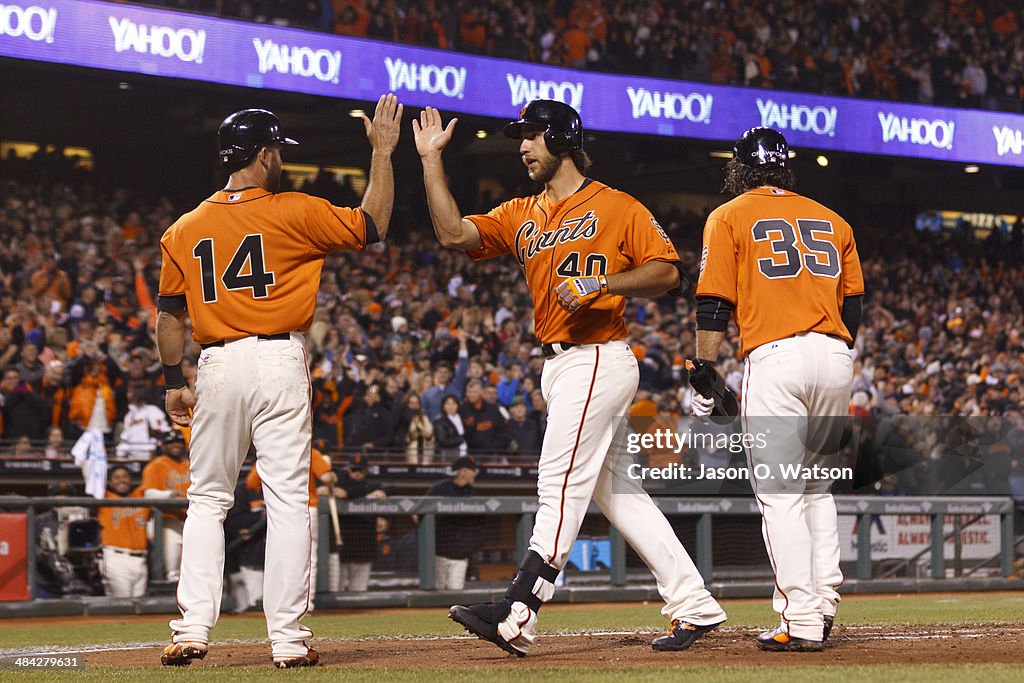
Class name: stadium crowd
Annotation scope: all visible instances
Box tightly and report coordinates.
[1,152,1022,469]
[122,0,1024,110]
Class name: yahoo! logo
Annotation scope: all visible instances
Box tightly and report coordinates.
[757,98,837,137]
[878,112,954,150]
[0,4,56,43]
[253,38,341,83]
[627,87,712,124]
[109,16,205,63]
[507,74,583,111]
[385,58,466,99]
[993,126,1024,157]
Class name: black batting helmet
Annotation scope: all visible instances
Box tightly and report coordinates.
[218,109,298,170]
[504,99,583,155]
[162,429,186,446]
[733,127,789,168]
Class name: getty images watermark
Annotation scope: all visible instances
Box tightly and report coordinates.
[623,428,854,484]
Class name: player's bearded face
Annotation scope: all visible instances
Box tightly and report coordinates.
[521,133,559,184]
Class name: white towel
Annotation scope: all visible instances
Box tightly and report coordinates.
[71,428,108,499]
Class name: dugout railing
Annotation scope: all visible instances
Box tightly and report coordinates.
[0,495,1017,603]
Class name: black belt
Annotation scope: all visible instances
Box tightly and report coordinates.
[201,333,290,350]
[541,342,577,359]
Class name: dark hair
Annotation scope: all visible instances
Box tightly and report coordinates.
[571,149,592,175]
[442,393,460,408]
[722,157,796,196]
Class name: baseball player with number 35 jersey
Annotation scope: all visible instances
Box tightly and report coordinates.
[414,100,725,656]
[693,128,864,652]
[155,96,402,668]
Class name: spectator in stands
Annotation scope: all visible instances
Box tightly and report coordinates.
[97,465,150,598]
[461,379,508,455]
[398,391,435,464]
[496,363,528,407]
[434,394,468,460]
[141,430,189,581]
[30,254,72,314]
[421,330,469,421]
[529,388,548,437]
[426,456,482,590]
[343,383,395,453]
[1,366,49,439]
[67,356,116,439]
[329,453,387,592]
[506,395,541,458]
[116,382,170,459]
[15,342,45,390]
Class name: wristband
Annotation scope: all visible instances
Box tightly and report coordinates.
[163,363,186,390]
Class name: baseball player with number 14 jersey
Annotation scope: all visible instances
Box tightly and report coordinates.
[156,96,402,668]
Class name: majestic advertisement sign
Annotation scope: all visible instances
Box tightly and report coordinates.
[2,0,1023,166]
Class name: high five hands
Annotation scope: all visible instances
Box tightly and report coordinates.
[412,106,458,158]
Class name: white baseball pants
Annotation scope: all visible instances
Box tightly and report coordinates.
[530,341,725,624]
[309,505,319,607]
[337,562,371,592]
[743,332,852,641]
[435,556,469,590]
[101,547,147,598]
[162,517,183,581]
[169,333,313,660]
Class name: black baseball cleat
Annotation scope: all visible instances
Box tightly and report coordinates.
[756,626,824,652]
[448,600,525,657]
[823,615,835,643]
[651,619,724,651]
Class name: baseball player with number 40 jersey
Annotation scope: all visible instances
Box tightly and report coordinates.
[155,95,402,668]
[414,100,726,657]
[693,127,864,652]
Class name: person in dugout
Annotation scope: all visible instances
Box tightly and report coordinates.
[141,429,190,581]
[98,465,151,598]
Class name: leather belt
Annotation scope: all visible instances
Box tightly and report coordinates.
[541,342,577,359]
[201,332,290,350]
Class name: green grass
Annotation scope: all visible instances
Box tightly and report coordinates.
[5,665,1024,683]
[2,594,1024,651]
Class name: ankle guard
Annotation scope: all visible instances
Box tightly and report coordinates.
[505,550,559,612]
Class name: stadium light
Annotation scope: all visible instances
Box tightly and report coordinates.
[816,155,829,167]
[476,130,488,139]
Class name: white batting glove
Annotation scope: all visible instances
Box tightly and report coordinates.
[690,392,714,420]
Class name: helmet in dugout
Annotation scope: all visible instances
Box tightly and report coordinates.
[504,99,583,155]
[218,108,298,170]
[733,127,789,168]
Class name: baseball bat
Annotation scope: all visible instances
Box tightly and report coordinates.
[323,453,342,546]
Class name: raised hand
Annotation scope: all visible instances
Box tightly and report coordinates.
[362,93,403,155]
[412,107,458,158]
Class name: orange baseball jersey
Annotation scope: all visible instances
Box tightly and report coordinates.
[467,179,679,344]
[159,188,372,344]
[245,448,330,507]
[142,456,191,521]
[696,187,864,357]
[99,488,150,551]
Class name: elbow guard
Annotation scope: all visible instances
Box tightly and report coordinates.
[841,295,863,348]
[695,296,734,332]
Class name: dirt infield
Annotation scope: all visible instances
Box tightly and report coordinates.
[85,624,1024,669]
